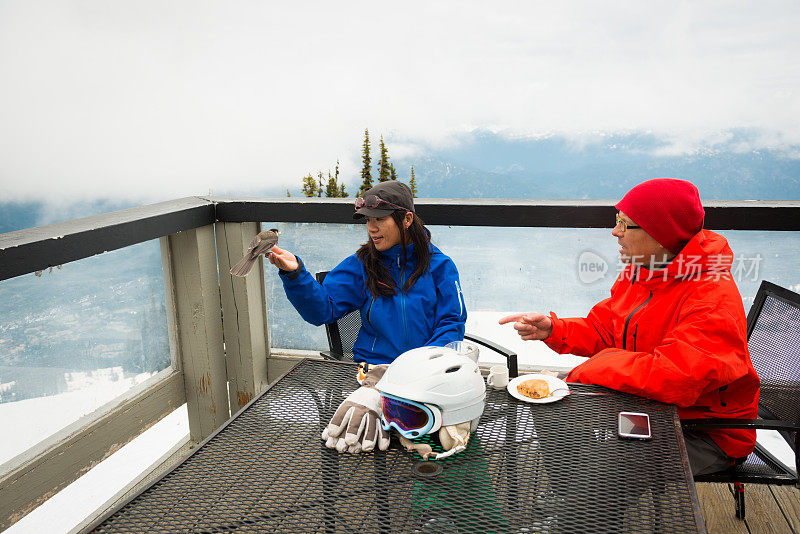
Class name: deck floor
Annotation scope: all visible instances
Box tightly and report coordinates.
[697,483,800,533]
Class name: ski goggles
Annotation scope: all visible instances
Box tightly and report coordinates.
[379,392,442,439]
[354,195,408,212]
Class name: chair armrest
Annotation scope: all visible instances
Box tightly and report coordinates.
[681,418,800,432]
[683,417,800,480]
[319,350,342,362]
[463,333,519,378]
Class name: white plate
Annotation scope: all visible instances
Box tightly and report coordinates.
[507,374,569,404]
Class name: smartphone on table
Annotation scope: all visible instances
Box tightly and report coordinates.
[617,411,652,440]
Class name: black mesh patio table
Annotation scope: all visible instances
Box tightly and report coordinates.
[89,359,705,533]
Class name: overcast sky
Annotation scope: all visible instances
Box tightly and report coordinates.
[1,1,799,202]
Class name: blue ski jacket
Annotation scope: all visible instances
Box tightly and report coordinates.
[279,243,467,364]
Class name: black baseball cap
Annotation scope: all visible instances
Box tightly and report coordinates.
[353,180,415,219]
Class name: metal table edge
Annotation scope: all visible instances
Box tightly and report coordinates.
[81,358,347,533]
[674,412,707,533]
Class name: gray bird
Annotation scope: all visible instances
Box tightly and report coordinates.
[229,229,280,277]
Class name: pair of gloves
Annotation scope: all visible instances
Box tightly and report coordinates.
[321,365,473,459]
[321,365,391,454]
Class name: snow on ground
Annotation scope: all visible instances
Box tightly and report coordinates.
[0,367,159,466]
[756,430,797,474]
[6,404,189,534]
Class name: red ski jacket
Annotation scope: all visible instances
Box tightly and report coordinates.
[546,230,760,459]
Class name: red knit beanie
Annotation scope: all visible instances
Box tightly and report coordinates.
[615,178,705,254]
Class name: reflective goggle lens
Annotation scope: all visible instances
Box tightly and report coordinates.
[354,195,381,209]
[354,195,406,212]
[379,394,434,438]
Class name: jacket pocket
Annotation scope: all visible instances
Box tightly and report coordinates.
[718,384,728,408]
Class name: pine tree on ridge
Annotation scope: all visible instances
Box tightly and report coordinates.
[409,165,418,197]
[377,136,391,182]
[359,128,373,196]
[301,174,318,197]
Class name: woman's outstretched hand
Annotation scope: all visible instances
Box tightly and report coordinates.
[267,246,299,272]
[498,313,553,341]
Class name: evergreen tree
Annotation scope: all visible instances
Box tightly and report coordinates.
[409,165,418,197]
[325,170,339,197]
[301,159,351,198]
[377,136,391,182]
[301,174,318,197]
[286,189,291,197]
[359,129,373,196]
[334,160,341,197]
[389,163,397,181]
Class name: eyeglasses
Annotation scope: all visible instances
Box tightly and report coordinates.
[379,392,441,439]
[354,195,407,212]
[615,213,641,232]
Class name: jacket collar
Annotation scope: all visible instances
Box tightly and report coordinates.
[626,229,734,287]
[380,242,416,263]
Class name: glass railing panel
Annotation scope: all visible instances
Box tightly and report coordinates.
[0,239,171,468]
[431,226,620,316]
[261,222,616,368]
[430,225,616,368]
[716,230,800,308]
[262,222,799,370]
[262,222,366,352]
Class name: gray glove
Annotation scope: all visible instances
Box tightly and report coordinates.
[321,365,390,454]
[399,421,472,461]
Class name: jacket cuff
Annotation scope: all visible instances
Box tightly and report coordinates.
[543,312,564,350]
[279,256,305,281]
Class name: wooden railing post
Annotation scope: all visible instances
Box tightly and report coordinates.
[215,222,271,414]
[165,225,230,441]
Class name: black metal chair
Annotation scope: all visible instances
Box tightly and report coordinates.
[314,271,518,376]
[314,271,360,362]
[682,280,800,519]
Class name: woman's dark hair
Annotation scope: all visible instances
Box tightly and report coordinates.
[356,211,432,298]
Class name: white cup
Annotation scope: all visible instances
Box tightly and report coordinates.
[486,365,510,390]
[445,340,480,363]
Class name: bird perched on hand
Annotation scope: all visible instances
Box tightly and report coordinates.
[229,229,280,277]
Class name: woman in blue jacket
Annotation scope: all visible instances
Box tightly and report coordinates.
[267,180,467,365]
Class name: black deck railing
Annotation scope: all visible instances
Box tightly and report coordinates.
[3,196,800,281]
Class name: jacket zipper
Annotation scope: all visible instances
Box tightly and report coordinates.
[623,291,652,350]
[398,256,409,346]
[366,298,375,328]
[632,324,639,352]
[366,297,377,350]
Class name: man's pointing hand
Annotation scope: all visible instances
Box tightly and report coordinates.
[498,312,553,341]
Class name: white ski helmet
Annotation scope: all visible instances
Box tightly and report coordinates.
[375,346,486,437]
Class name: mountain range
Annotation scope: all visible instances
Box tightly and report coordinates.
[2,130,799,234]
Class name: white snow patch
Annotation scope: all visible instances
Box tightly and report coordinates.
[756,429,797,474]
[0,367,159,466]
[6,405,189,534]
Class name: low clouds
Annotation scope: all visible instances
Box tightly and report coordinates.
[1,1,798,201]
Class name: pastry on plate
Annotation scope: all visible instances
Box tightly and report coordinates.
[517,378,551,399]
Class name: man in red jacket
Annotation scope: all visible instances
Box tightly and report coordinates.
[500,178,760,475]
